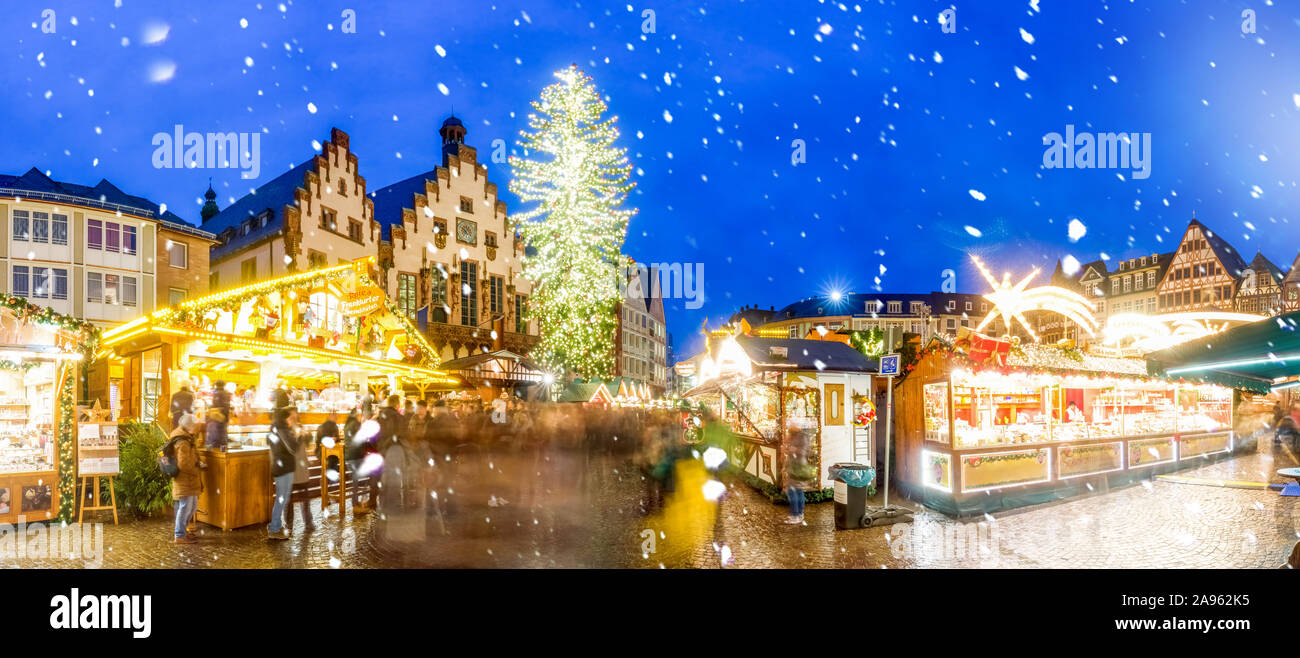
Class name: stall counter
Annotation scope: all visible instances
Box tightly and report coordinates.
[197,447,271,531]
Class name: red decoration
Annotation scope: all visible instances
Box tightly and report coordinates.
[966,331,1011,366]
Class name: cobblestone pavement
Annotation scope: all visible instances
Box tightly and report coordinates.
[2,444,1297,569]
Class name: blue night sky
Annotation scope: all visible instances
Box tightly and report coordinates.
[4,1,1300,360]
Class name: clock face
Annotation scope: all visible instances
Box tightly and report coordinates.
[457,218,477,244]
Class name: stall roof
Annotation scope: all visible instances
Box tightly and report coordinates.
[917,337,1148,378]
[557,380,615,404]
[439,349,545,384]
[734,336,878,372]
[1145,311,1300,394]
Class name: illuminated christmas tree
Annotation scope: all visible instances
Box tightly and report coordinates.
[509,66,636,379]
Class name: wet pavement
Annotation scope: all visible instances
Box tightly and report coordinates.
[3,442,1297,569]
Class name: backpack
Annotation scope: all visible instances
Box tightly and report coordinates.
[157,437,181,478]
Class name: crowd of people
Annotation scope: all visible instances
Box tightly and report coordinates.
[162,381,709,544]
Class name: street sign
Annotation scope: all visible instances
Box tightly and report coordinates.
[880,353,901,377]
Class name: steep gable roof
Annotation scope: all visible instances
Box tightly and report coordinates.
[204,160,313,258]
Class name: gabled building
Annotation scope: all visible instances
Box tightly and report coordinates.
[203,127,380,292]
[1283,252,1300,312]
[1156,218,1248,313]
[1235,251,1286,315]
[369,116,536,362]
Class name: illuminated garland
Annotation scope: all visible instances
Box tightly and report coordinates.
[0,360,41,372]
[508,66,635,380]
[56,365,75,523]
[1,296,101,361]
[848,328,885,357]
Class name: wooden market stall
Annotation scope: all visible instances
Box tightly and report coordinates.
[681,331,879,492]
[0,300,96,526]
[894,330,1237,515]
[96,258,459,530]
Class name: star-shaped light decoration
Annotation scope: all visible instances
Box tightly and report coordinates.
[78,399,113,423]
[971,254,1098,342]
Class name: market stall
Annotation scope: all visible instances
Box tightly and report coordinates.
[439,349,547,401]
[97,258,458,529]
[895,330,1237,515]
[681,332,878,492]
[0,299,97,525]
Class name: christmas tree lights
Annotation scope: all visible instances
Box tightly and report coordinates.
[509,66,636,380]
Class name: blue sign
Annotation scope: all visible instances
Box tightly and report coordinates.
[880,353,901,376]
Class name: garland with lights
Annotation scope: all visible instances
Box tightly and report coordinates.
[55,365,75,523]
[1,295,101,361]
[847,328,886,358]
[508,66,636,380]
[159,264,441,368]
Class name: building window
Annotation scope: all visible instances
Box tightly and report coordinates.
[460,262,478,325]
[347,219,363,242]
[459,196,473,213]
[104,222,121,253]
[169,288,187,306]
[32,212,49,243]
[86,218,102,250]
[241,258,257,284]
[12,210,30,242]
[168,240,188,269]
[209,271,220,292]
[1112,279,1120,294]
[397,273,417,320]
[308,249,328,269]
[122,225,137,255]
[434,218,448,236]
[964,301,972,311]
[910,301,923,314]
[12,266,29,297]
[1123,276,1132,293]
[87,272,102,303]
[489,275,504,314]
[320,209,337,231]
[887,301,901,314]
[485,232,498,249]
[429,269,448,322]
[515,294,528,333]
[1146,271,1155,288]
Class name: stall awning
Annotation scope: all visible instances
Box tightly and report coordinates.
[439,350,545,385]
[1145,311,1300,394]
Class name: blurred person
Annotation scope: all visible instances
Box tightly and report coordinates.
[168,413,204,544]
[170,381,194,430]
[206,380,231,450]
[783,420,814,525]
[342,409,376,513]
[267,408,299,539]
[285,411,316,532]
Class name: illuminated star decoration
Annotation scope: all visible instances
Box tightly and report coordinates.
[1103,311,1266,353]
[970,254,1098,341]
